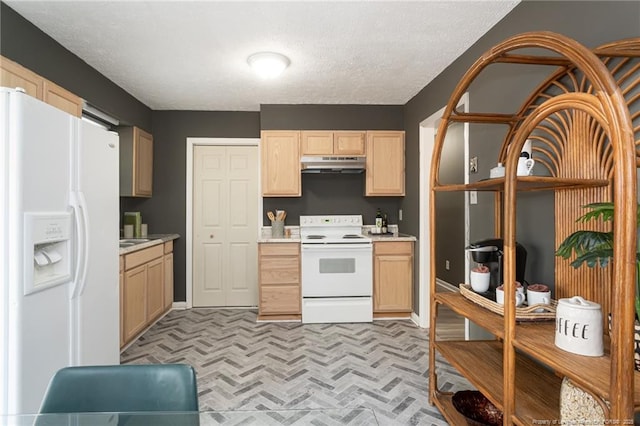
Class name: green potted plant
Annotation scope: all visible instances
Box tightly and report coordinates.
[556,201,640,370]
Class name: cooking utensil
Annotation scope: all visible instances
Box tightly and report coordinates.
[267,211,275,221]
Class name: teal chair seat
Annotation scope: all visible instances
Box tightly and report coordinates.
[39,364,199,423]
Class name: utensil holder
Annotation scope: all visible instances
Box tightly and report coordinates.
[271,220,285,238]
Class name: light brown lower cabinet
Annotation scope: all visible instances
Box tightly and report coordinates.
[373,241,413,317]
[123,264,148,344]
[146,257,165,322]
[163,240,174,310]
[121,243,173,349]
[258,243,301,320]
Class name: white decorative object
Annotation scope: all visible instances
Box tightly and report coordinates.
[516,157,535,176]
[555,296,603,357]
[489,163,505,178]
[521,139,533,159]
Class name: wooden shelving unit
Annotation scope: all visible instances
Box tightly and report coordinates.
[428,32,640,424]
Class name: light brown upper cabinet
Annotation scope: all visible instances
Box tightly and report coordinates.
[1,56,43,99]
[261,130,301,197]
[43,80,83,117]
[365,131,405,196]
[300,131,365,156]
[119,126,154,197]
[1,56,82,117]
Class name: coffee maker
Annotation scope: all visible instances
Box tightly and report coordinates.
[467,238,527,291]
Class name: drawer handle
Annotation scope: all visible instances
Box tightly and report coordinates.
[210,234,214,239]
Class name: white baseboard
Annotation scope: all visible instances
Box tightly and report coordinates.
[436,278,458,293]
[172,301,188,310]
[411,312,423,328]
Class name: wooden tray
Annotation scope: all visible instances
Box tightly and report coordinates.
[459,284,557,321]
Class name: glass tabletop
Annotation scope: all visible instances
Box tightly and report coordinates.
[2,408,379,425]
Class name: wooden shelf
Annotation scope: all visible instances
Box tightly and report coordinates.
[435,340,561,424]
[435,291,505,339]
[432,392,471,425]
[433,176,609,192]
[438,292,640,411]
[514,322,640,409]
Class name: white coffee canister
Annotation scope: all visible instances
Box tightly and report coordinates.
[555,296,603,357]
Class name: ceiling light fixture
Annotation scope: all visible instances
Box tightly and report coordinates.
[247,52,290,79]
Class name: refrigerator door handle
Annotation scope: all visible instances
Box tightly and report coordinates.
[69,191,89,298]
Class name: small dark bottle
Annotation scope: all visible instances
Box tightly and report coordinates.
[375,208,383,233]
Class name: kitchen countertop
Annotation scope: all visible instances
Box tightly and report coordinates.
[258,236,302,243]
[368,233,416,242]
[119,233,180,255]
[257,225,415,243]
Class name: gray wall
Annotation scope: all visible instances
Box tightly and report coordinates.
[403,0,640,310]
[122,111,261,302]
[0,2,152,131]
[261,104,405,227]
[435,122,465,284]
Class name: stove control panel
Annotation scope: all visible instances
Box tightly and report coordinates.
[300,215,363,227]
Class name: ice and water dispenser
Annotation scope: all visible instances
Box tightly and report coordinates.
[23,212,72,295]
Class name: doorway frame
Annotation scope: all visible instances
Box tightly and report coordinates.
[185,137,261,309]
[418,92,469,328]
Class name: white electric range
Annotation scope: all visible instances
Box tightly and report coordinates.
[299,215,373,323]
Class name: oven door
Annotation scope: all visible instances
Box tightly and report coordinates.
[301,244,372,297]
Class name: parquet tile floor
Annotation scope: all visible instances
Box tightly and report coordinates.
[121,309,469,425]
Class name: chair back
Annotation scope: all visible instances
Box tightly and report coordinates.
[39,364,199,413]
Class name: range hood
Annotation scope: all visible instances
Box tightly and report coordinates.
[300,156,366,174]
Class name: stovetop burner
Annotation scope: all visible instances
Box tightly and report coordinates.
[300,215,371,245]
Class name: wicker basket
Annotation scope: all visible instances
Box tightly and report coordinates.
[459,284,557,321]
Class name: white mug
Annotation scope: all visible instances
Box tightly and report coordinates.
[470,270,490,293]
[527,285,551,312]
[496,285,525,307]
[517,157,535,176]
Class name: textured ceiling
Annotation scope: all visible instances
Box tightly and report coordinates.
[6,1,520,111]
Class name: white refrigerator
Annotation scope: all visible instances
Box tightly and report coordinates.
[0,88,120,414]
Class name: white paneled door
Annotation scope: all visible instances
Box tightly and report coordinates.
[193,145,258,307]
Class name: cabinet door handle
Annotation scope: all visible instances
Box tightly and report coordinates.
[210,234,214,239]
